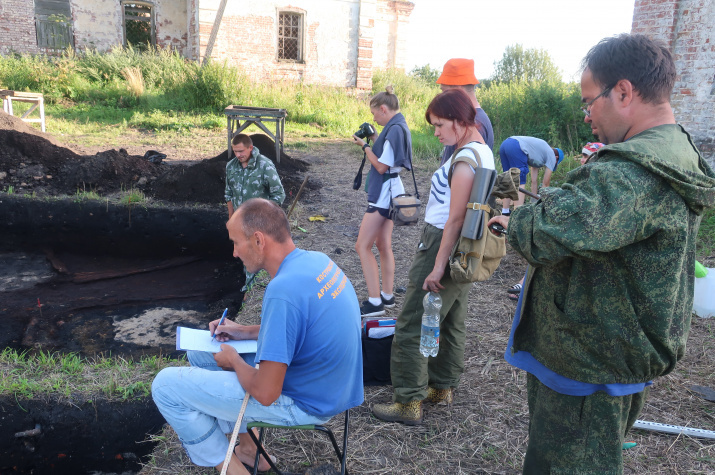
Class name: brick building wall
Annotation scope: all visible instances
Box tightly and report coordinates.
[633,0,715,163]
[0,0,39,55]
[0,0,413,90]
[71,0,122,52]
[372,0,413,72]
[197,0,413,89]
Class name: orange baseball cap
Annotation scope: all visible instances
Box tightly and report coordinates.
[436,58,479,85]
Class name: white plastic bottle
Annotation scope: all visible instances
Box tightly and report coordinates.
[419,292,442,357]
[693,263,715,318]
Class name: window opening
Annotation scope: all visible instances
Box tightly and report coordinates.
[122,1,155,50]
[278,12,302,62]
[35,0,74,49]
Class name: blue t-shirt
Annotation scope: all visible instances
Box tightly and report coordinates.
[255,249,364,417]
[512,136,557,171]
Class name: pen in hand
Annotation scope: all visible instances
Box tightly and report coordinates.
[212,308,229,341]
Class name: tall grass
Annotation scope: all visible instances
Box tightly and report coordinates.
[121,67,144,97]
[0,48,593,159]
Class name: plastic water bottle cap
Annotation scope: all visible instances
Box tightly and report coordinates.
[695,261,708,278]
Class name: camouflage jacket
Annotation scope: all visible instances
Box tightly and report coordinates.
[507,124,715,385]
[225,146,285,207]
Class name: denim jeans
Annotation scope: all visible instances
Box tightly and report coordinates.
[152,351,330,467]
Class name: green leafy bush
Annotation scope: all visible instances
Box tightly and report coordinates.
[479,80,593,153]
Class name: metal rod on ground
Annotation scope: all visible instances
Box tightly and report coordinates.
[221,364,259,475]
[286,175,309,220]
[518,187,541,200]
[632,420,715,439]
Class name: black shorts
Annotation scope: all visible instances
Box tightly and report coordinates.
[366,205,390,219]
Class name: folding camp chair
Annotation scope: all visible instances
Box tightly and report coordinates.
[246,409,350,475]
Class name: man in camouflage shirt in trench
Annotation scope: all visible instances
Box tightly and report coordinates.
[225,133,285,295]
[488,34,715,473]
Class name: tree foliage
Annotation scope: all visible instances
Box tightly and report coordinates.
[492,44,561,84]
[409,64,441,85]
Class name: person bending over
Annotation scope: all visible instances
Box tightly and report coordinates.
[498,136,564,213]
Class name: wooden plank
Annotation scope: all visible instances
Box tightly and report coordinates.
[72,256,200,283]
[202,0,228,66]
[34,0,71,17]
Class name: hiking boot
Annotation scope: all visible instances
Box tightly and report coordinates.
[360,300,385,317]
[381,295,396,309]
[424,386,453,405]
[372,401,422,425]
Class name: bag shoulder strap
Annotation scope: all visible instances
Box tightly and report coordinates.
[448,145,483,187]
[388,123,419,199]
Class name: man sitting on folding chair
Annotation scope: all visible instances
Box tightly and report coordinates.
[152,198,364,475]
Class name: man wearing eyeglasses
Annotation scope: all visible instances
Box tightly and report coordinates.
[489,34,715,473]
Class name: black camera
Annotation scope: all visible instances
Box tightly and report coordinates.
[354,122,376,140]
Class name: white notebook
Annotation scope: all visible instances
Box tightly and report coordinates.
[176,326,257,354]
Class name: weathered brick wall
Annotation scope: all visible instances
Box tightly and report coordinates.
[0,0,188,56]
[0,0,413,91]
[72,0,122,52]
[633,0,715,163]
[372,0,413,71]
[187,0,199,60]
[155,0,188,56]
[201,0,362,88]
[0,0,40,55]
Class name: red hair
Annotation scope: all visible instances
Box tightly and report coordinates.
[425,89,476,127]
[425,89,478,145]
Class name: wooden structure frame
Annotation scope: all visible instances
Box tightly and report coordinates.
[224,106,287,163]
[1,90,46,132]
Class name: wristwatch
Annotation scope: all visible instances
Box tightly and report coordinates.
[362,143,370,151]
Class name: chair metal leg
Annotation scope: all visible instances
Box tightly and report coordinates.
[341,410,350,475]
[246,409,351,475]
[248,427,283,475]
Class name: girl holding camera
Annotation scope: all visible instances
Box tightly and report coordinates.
[372,88,495,424]
[352,86,413,317]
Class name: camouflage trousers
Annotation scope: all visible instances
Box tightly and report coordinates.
[523,373,647,474]
[390,224,471,403]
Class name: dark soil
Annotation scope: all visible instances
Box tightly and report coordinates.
[0,112,312,473]
[1,395,165,474]
[1,112,713,475]
[0,112,311,203]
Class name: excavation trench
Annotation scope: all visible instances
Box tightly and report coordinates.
[0,196,250,473]
[0,116,312,473]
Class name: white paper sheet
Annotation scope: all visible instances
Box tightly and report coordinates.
[176,326,257,354]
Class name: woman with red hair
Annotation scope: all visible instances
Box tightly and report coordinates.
[372,88,495,424]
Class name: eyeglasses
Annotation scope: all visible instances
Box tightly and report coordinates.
[581,86,613,117]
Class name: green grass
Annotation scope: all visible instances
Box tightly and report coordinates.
[0,48,594,160]
[0,348,183,401]
[697,208,715,261]
[74,188,102,201]
[119,187,147,205]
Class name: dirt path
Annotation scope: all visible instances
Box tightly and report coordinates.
[0,113,711,473]
[138,138,714,474]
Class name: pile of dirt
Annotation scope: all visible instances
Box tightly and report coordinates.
[0,111,310,204]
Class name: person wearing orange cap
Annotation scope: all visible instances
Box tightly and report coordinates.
[436,58,494,165]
